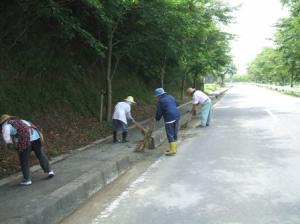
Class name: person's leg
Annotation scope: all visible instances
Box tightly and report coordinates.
[165,122,176,155]
[165,123,175,143]
[121,121,129,143]
[200,101,211,127]
[112,119,120,143]
[18,148,32,184]
[173,120,179,141]
[32,139,53,177]
[206,102,213,126]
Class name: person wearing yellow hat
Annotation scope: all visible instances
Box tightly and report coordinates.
[186,87,212,127]
[0,114,54,186]
[112,96,136,143]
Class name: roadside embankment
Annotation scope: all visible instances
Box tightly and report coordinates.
[256,84,300,97]
[0,87,230,224]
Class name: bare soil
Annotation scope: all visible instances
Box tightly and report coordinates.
[0,103,156,179]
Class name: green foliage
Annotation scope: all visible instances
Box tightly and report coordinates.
[204,83,222,93]
[0,0,234,118]
[231,75,251,83]
[247,1,300,87]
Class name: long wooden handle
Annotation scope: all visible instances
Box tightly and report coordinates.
[133,120,148,133]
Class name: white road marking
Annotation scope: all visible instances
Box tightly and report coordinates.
[265,109,279,121]
[92,157,165,223]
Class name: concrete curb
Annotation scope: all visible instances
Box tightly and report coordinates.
[0,86,230,224]
[26,157,131,224]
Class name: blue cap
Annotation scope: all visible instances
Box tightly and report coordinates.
[154,88,166,97]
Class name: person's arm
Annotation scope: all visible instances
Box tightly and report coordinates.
[126,111,134,121]
[190,93,198,115]
[2,125,13,144]
[191,104,197,115]
[155,102,163,121]
[171,95,179,107]
[126,105,135,122]
[175,99,179,107]
[2,125,15,150]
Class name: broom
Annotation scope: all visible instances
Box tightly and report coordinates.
[134,120,155,152]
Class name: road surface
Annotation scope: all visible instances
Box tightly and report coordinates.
[61,84,300,224]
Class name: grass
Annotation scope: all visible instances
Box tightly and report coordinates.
[257,84,300,97]
[204,83,223,94]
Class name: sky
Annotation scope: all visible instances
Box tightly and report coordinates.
[225,0,289,74]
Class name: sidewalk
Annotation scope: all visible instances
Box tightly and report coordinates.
[0,88,229,224]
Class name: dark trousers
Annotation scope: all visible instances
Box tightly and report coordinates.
[165,120,179,143]
[18,139,51,180]
[112,119,128,133]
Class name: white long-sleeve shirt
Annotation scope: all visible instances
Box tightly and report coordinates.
[2,120,40,144]
[112,102,133,124]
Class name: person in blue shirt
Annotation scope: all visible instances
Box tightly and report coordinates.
[155,88,180,156]
[0,114,54,186]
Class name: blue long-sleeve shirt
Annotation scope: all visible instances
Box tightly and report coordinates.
[155,94,180,123]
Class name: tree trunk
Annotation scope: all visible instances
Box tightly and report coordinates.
[160,56,166,88]
[106,77,112,121]
[290,72,294,88]
[221,74,225,86]
[199,76,204,91]
[180,74,186,100]
[193,74,197,89]
[160,73,164,88]
[106,35,113,121]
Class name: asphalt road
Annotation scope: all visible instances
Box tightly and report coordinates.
[61,84,300,224]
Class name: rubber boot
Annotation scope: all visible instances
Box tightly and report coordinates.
[113,131,119,143]
[173,142,177,154]
[165,142,176,156]
[122,132,128,143]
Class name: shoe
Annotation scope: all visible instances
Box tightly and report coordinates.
[197,124,206,128]
[48,171,55,178]
[20,179,32,186]
[122,132,128,143]
[113,131,120,143]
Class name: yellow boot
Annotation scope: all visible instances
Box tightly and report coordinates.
[165,142,176,156]
[172,142,177,154]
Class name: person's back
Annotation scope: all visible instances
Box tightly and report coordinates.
[156,94,180,123]
[193,90,209,105]
[112,101,131,124]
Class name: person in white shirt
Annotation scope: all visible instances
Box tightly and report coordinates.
[0,114,54,186]
[186,87,212,127]
[112,96,136,143]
